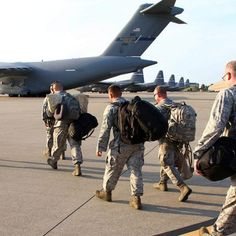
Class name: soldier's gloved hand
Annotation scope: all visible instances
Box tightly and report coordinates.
[96,151,102,157]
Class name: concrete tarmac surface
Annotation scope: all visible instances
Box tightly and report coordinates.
[0,91,231,236]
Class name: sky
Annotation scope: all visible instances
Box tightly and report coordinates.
[0,0,236,85]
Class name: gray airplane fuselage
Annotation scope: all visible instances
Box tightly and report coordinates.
[0,0,185,96]
[0,56,154,95]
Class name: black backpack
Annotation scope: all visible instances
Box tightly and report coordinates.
[117,96,168,144]
[68,113,98,141]
[197,136,236,181]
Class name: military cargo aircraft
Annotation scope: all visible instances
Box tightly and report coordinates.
[166,74,186,91]
[185,79,190,88]
[0,0,185,97]
[124,70,165,92]
[77,69,144,93]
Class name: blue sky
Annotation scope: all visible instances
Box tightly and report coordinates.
[0,0,236,85]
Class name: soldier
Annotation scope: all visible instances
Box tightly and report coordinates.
[42,85,66,159]
[46,81,83,176]
[95,85,145,210]
[42,84,55,157]
[194,61,236,235]
[153,86,192,202]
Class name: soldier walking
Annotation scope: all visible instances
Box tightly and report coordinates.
[195,61,236,235]
[153,86,192,202]
[95,85,145,209]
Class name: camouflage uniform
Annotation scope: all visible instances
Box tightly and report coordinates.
[97,97,144,196]
[42,96,55,156]
[46,91,83,165]
[156,98,186,186]
[194,85,236,235]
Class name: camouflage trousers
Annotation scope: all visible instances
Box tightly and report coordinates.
[68,136,83,164]
[51,122,83,165]
[102,142,144,196]
[46,126,54,154]
[211,185,236,235]
[158,140,184,186]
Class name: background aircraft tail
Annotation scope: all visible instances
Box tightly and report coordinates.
[103,0,185,57]
[130,69,144,83]
[168,74,176,87]
[178,77,185,87]
[185,79,190,87]
[154,70,164,85]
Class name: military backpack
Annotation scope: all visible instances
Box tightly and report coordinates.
[54,93,81,121]
[164,102,196,143]
[117,96,168,144]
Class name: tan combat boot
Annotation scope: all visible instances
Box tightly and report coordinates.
[95,190,112,202]
[60,151,65,160]
[178,184,192,202]
[153,182,168,191]
[129,196,142,210]
[199,227,210,236]
[43,149,51,158]
[72,164,81,176]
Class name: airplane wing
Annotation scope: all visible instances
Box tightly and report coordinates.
[0,64,33,77]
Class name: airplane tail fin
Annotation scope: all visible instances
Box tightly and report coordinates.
[185,79,190,87]
[102,0,185,57]
[178,77,185,87]
[130,69,144,83]
[154,70,164,85]
[168,74,176,86]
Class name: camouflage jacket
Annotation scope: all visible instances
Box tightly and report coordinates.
[42,96,54,127]
[96,97,126,152]
[194,85,236,184]
[155,97,175,144]
[155,97,173,120]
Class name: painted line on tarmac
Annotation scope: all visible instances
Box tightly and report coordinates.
[153,218,216,236]
[42,144,159,235]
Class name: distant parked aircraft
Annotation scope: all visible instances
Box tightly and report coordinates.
[165,75,187,91]
[161,76,189,91]
[124,70,164,92]
[0,0,185,97]
[77,69,144,93]
[178,77,185,88]
[185,79,190,88]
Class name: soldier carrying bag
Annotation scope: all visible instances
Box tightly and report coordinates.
[196,136,236,181]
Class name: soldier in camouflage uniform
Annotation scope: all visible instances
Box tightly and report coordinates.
[42,85,66,159]
[42,86,55,157]
[95,85,144,210]
[195,61,236,236]
[153,86,192,202]
[45,82,83,176]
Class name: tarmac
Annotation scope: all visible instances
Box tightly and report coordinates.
[0,91,231,236]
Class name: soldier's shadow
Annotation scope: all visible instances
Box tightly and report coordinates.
[115,199,218,217]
